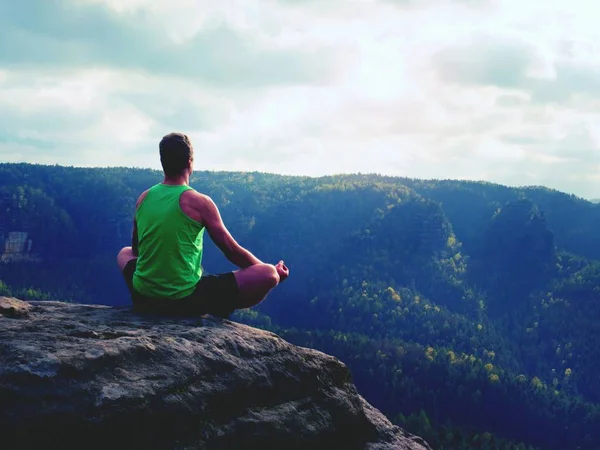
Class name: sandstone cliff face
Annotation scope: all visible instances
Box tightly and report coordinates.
[0,297,431,450]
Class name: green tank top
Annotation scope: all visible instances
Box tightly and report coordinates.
[132,183,205,299]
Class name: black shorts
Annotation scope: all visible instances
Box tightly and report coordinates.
[122,259,239,319]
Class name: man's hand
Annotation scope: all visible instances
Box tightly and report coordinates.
[276,260,289,283]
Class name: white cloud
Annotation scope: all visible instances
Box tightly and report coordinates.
[1,0,600,198]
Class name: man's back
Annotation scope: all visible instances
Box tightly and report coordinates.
[133,183,205,299]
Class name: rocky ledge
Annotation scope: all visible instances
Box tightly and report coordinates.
[0,297,431,450]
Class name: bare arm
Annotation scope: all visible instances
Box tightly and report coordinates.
[199,195,262,268]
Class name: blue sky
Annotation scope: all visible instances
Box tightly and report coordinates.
[1,0,599,199]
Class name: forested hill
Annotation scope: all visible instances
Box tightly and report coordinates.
[2,162,600,450]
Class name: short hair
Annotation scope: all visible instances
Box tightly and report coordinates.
[159,132,193,177]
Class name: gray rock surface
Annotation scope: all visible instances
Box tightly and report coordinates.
[0,297,431,450]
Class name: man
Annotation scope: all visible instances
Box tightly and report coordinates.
[117,132,289,318]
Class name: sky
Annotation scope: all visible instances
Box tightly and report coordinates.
[0,0,599,199]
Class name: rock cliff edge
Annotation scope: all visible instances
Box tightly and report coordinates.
[0,297,431,450]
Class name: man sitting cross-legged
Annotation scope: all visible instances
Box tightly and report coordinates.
[117,132,289,318]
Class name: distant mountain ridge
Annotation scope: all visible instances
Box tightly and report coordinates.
[1,162,600,450]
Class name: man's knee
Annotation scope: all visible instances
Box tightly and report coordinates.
[117,246,135,271]
[233,263,279,297]
[260,264,279,289]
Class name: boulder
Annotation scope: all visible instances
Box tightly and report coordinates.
[0,296,31,318]
[0,298,431,450]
